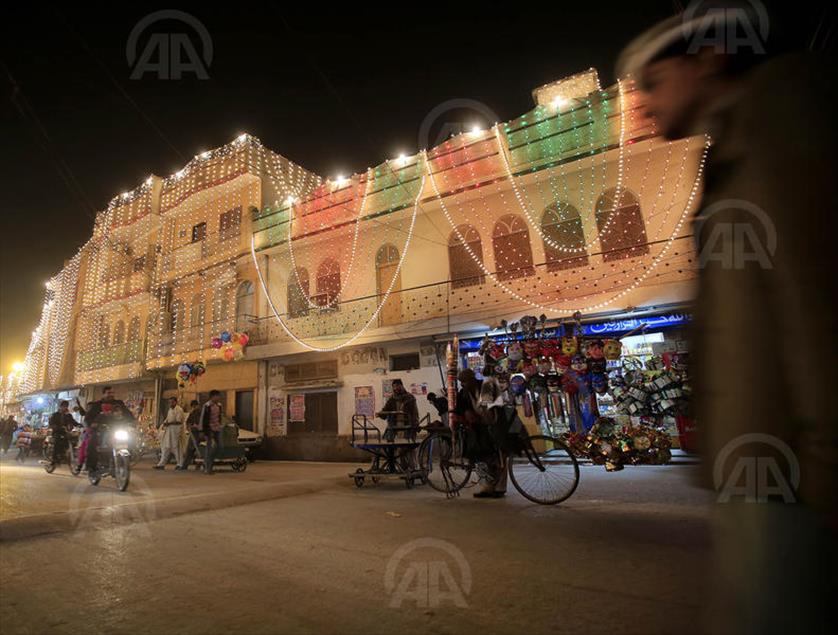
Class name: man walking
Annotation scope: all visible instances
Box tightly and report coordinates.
[178,400,202,470]
[618,8,836,633]
[199,390,224,474]
[156,397,185,470]
[0,416,14,455]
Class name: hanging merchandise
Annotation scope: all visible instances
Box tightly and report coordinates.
[176,361,206,388]
[610,353,690,419]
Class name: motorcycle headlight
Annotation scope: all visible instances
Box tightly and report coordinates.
[113,428,131,442]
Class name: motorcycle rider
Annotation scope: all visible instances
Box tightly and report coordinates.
[47,400,75,466]
[83,386,134,472]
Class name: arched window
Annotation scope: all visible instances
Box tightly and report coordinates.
[376,244,401,326]
[171,299,185,333]
[448,225,485,289]
[112,320,125,346]
[128,316,141,342]
[287,268,309,319]
[492,214,534,280]
[316,259,341,310]
[542,202,588,271]
[236,280,255,332]
[190,293,205,329]
[212,286,231,325]
[595,188,649,261]
[98,322,110,349]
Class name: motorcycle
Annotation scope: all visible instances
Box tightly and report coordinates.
[87,422,132,491]
[42,425,81,475]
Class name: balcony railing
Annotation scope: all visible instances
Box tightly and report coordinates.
[76,340,143,372]
[148,316,265,359]
[250,237,698,347]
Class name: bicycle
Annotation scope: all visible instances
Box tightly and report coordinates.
[418,424,580,505]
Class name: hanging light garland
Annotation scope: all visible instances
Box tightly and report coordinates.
[253,157,427,352]
[429,124,711,314]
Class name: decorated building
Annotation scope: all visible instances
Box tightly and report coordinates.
[144,134,321,427]
[248,70,706,459]
[15,246,89,419]
[16,69,705,458]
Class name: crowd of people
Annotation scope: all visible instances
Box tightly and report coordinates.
[0,387,230,475]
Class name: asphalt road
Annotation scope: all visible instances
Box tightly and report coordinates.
[0,457,713,635]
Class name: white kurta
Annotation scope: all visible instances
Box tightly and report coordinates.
[157,405,185,466]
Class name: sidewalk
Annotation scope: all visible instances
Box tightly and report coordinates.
[0,457,351,542]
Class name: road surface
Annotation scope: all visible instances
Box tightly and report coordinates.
[0,456,713,635]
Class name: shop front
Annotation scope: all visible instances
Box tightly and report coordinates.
[80,379,158,427]
[455,309,695,451]
[19,387,84,430]
[262,339,446,461]
[159,360,259,430]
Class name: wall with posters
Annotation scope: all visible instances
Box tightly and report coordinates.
[262,338,447,459]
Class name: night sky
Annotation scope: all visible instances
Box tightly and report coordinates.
[0,2,830,373]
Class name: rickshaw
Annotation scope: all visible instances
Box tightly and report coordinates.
[187,422,248,472]
[348,413,427,488]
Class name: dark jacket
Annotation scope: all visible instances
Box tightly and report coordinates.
[84,399,133,425]
[48,412,75,434]
[200,401,224,432]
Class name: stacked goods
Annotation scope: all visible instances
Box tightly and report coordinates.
[560,417,672,471]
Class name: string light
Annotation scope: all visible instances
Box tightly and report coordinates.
[253,158,427,352]
[17,72,709,399]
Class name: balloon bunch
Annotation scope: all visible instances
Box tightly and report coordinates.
[176,360,206,388]
[210,330,250,362]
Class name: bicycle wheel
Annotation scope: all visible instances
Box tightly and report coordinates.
[508,435,579,505]
[418,431,472,494]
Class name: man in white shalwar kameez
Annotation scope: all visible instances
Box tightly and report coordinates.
[156,397,185,470]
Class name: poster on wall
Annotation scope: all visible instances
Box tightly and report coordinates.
[354,386,375,418]
[382,379,393,401]
[409,382,428,396]
[289,394,306,422]
[268,387,286,437]
[420,342,437,368]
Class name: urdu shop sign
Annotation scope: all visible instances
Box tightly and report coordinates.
[457,313,691,351]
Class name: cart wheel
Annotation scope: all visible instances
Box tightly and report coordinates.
[353,467,365,488]
[232,458,247,472]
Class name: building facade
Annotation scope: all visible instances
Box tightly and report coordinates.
[17,70,705,458]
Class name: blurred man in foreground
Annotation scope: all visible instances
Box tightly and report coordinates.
[618,7,836,634]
